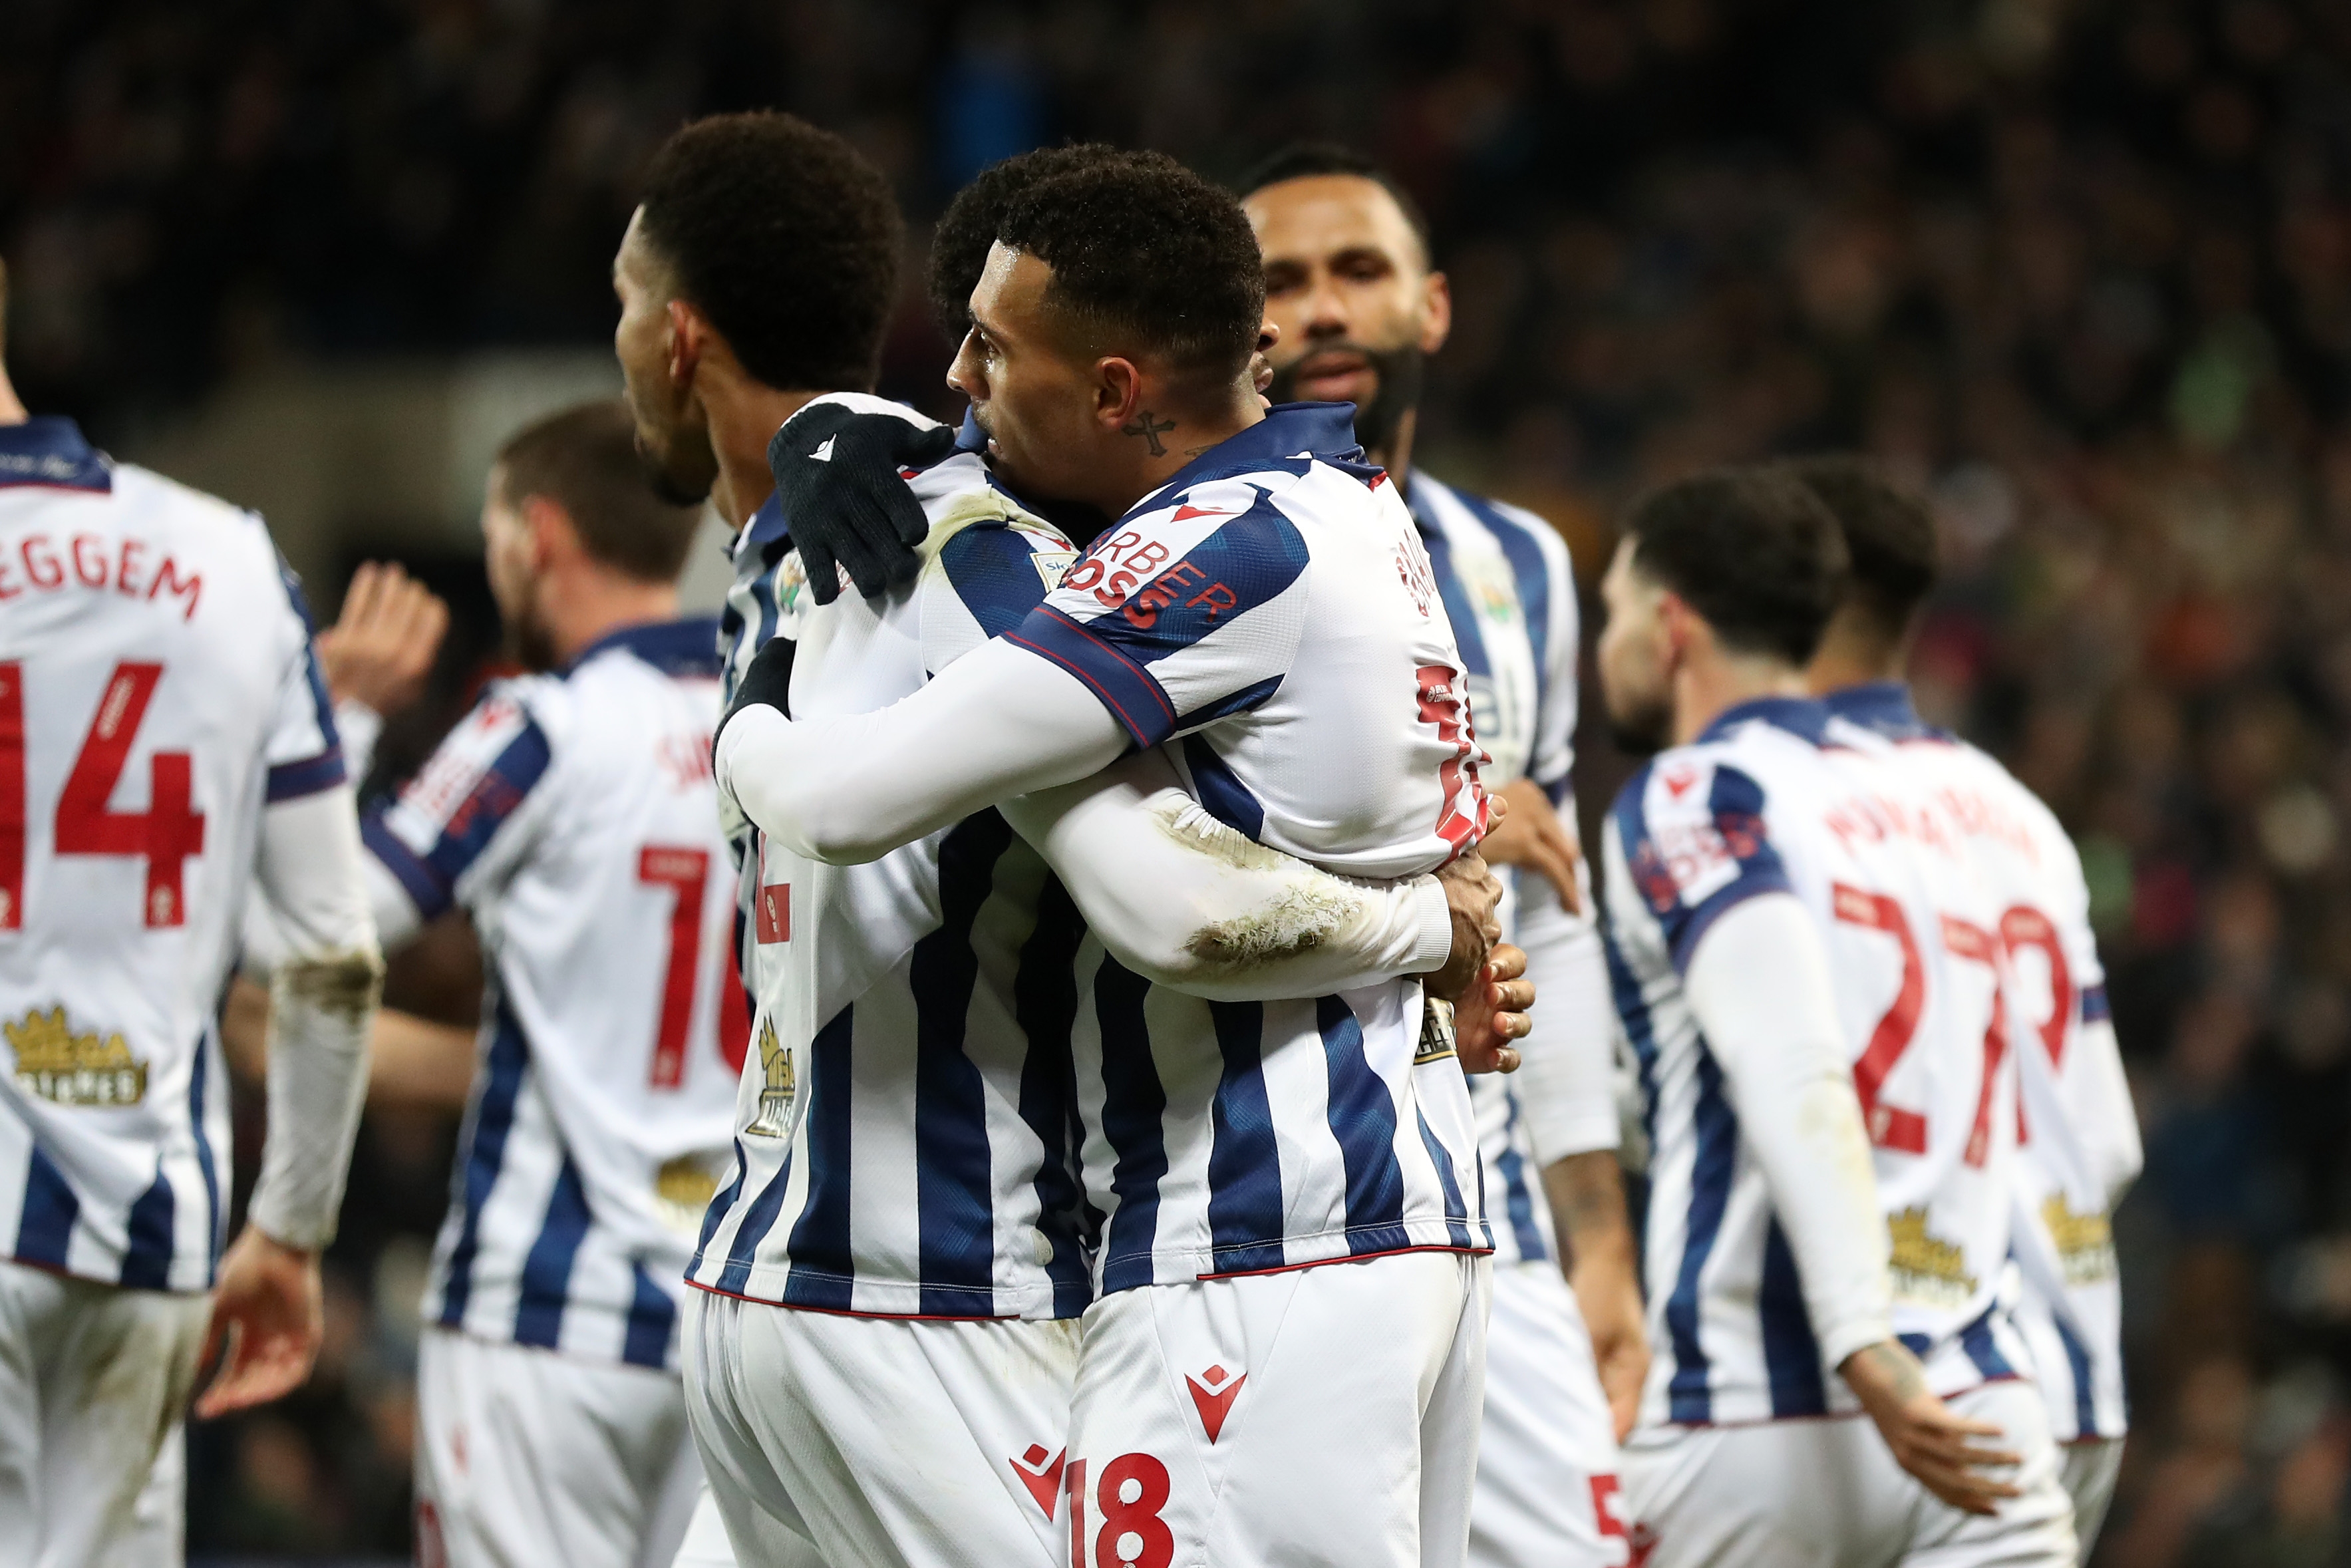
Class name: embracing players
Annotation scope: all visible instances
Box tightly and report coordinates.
[715,147,1514,1568]
[0,255,383,1565]
[615,121,1522,1568]
[1239,143,1647,1568]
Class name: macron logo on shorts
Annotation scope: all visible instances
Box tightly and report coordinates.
[1185,1364,1246,1443]
[1010,1444,1065,1517]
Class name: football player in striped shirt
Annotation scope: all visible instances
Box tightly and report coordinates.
[1242,143,1648,1568]
[0,255,383,1565]
[617,125,1521,1568]
[717,154,1510,1568]
[1595,469,2076,1565]
[253,402,743,1568]
[1792,456,2137,1551]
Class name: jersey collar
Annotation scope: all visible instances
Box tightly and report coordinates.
[1140,402,1379,506]
[1696,694,1834,747]
[736,490,790,567]
[955,406,987,453]
[563,616,725,679]
[1821,680,1948,742]
[0,416,112,493]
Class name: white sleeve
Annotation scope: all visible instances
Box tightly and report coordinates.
[333,698,383,785]
[999,749,1453,1001]
[2080,1015,2143,1201]
[245,785,385,1251]
[718,635,1130,865]
[1684,891,1893,1370]
[1508,851,1622,1164]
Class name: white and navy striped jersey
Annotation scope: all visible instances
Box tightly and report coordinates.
[1605,697,2026,1427]
[1408,472,1605,1269]
[0,417,344,1292]
[365,621,742,1371]
[1011,404,1492,1291]
[1825,682,2134,1441]
[690,414,1096,1320]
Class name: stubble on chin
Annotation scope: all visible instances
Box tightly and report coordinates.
[633,428,714,508]
[1604,693,1673,757]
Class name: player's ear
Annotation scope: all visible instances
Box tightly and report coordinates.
[1420,270,1453,355]
[664,299,708,391]
[1094,355,1144,435]
[519,494,579,571]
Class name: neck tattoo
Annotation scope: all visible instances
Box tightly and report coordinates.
[1121,410,1175,456]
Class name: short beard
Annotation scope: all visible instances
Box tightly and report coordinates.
[1605,693,1673,758]
[505,609,559,675]
[1267,340,1424,458]
[635,427,716,508]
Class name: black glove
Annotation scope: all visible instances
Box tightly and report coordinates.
[716,633,796,770]
[767,404,960,605]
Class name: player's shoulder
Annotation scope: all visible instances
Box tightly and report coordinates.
[1608,701,1837,839]
[1943,734,2081,871]
[561,617,724,686]
[1415,471,1574,577]
[392,674,561,834]
[919,486,1077,641]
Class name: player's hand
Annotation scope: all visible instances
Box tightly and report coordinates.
[1425,846,1504,1002]
[712,633,797,797]
[1453,942,1532,1074]
[318,561,447,716]
[1477,778,1583,915]
[194,1225,325,1418]
[1581,1269,1650,1440]
[767,404,959,605]
[1839,1339,2022,1516]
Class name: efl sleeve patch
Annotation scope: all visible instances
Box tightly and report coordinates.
[365,689,553,919]
[1611,759,1793,973]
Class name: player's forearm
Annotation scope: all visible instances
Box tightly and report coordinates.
[249,788,384,1251]
[1543,1148,1635,1281]
[718,636,1131,864]
[1506,864,1621,1165]
[1001,753,1452,1001]
[1684,892,1893,1367]
[368,1008,477,1112]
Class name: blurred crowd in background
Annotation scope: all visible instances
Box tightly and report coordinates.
[9,0,2351,1561]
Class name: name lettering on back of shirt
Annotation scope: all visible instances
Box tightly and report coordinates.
[0,533,203,620]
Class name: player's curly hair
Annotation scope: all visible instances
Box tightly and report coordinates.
[1622,467,1851,666]
[636,112,902,392]
[927,144,1142,343]
[1237,141,1433,265]
[997,152,1263,387]
[1776,455,1939,651]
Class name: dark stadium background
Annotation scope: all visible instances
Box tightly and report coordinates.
[7,1,2350,1561]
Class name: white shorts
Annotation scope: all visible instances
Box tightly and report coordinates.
[414,1328,704,1568]
[684,1286,1078,1568]
[2060,1437,2123,1555]
[1621,1378,2077,1567]
[668,1482,739,1568]
[1470,1263,1632,1568]
[0,1258,209,1568]
[1067,1249,1491,1568]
